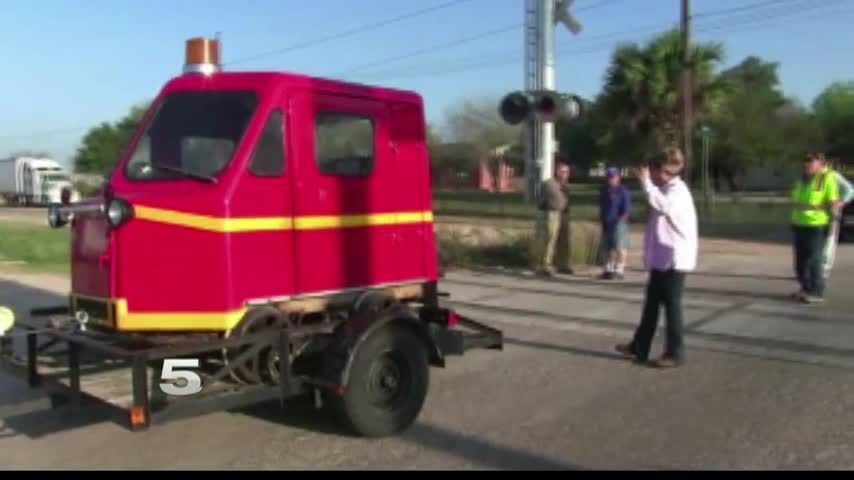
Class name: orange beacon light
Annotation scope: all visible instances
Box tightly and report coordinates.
[184,37,221,75]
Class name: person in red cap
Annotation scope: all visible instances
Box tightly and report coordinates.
[598,167,632,280]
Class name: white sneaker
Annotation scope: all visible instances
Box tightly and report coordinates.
[802,295,825,305]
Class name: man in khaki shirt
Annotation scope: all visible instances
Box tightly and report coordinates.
[535,162,573,276]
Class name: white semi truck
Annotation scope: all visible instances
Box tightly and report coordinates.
[0,156,79,206]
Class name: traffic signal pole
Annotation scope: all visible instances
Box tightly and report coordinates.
[521,0,581,204]
[524,0,557,203]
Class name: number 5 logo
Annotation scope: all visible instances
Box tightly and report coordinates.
[160,359,203,396]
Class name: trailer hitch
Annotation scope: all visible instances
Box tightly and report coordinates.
[48,202,104,228]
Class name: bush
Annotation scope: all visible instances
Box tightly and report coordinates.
[437,220,602,271]
[73,180,103,198]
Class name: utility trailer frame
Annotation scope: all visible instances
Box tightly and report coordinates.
[0,304,503,433]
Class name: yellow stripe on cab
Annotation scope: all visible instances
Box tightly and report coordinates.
[133,204,432,233]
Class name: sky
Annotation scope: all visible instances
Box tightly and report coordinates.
[1,0,852,168]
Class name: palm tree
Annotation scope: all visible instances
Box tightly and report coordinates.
[598,29,726,158]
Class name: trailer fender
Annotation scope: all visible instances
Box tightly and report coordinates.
[323,294,444,392]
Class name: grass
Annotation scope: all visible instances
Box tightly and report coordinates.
[0,187,790,274]
[0,221,70,272]
[437,221,603,271]
[434,187,791,227]
[438,234,533,270]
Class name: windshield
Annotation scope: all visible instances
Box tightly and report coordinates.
[125,90,258,181]
[42,173,70,183]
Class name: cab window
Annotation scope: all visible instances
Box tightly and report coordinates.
[315,112,374,177]
[126,91,258,181]
[249,110,285,177]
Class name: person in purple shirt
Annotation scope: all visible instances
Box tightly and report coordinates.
[599,167,632,280]
[615,147,698,369]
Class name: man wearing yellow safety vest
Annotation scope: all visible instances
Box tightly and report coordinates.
[790,153,841,304]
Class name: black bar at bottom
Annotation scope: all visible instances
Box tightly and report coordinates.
[27,332,40,387]
[278,330,293,399]
[30,306,70,317]
[432,327,464,356]
[462,333,502,351]
[131,356,150,430]
[68,342,81,413]
[150,385,286,426]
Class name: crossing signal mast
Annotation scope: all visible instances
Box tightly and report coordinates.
[500,0,583,204]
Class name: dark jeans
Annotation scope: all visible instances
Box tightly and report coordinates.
[630,269,686,362]
[792,225,827,297]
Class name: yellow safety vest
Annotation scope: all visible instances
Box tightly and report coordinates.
[791,171,838,227]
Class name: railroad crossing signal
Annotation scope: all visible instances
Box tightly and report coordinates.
[516,0,585,205]
[555,0,583,34]
[499,90,583,125]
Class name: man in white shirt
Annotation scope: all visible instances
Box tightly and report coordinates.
[616,147,698,368]
[823,160,854,278]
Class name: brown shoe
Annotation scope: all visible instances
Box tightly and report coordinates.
[615,343,637,360]
[789,290,806,302]
[653,356,683,369]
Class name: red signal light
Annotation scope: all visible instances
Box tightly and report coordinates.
[447,310,459,328]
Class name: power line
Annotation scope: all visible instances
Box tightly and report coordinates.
[703,0,843,30]
[352,0,853,83]
[0,126,88,140]
[332,23,522,77]
[330,0,622,78]
[354,20,672,82]
[697,4,854,39]
[693,0,797,19]
[341,0,795,81]
[6,0,850,141]
[225,0,476,67]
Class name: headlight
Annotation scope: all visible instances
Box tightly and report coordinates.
[0,306,14,336]
[106,198,133,227]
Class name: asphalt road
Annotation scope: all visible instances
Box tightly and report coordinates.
[1,236,854,469]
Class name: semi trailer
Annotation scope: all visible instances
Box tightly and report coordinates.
[0,155,79,206]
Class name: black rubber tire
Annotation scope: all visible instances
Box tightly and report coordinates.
[329,325,429,438]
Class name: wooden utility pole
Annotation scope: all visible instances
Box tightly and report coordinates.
[681,0,693,184]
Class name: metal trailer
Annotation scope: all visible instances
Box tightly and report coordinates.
[0,296,502,435]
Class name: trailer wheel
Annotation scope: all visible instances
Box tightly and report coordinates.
[330,324,429,438]
[224,306,285,385]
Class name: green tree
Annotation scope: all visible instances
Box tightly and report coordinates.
[812,81,854,162]
[439,97,522,185]
[73,102,149,174]
[555,98,603,175]
[706,57,786,189]
[598,29,727,163]
[426,123,443,148]
[705,58,825,191]
[442,97,521,154]
[777,98,824,162]
[429,142,480,186]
